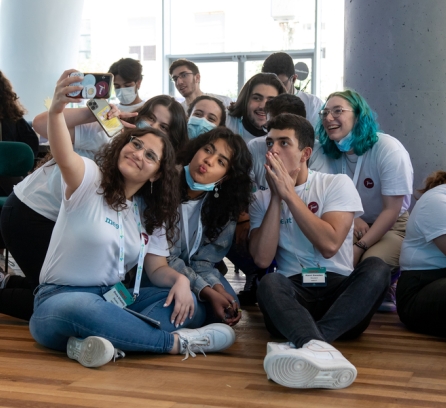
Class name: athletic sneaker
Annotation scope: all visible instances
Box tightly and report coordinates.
[174,323,236,360]
[264,340,357,389]
[67,336,125,368]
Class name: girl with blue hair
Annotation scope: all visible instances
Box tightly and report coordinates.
[309,90,413,311]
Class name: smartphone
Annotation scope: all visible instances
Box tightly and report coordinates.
[87,99,124,138]
[67,72,113,99]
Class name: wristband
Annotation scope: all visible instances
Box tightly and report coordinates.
[354,241,369,251]
[237,219,250,225]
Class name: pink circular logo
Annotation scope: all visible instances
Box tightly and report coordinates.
[364,178,374,189]
[308,202,319,213]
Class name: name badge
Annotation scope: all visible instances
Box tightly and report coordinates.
[103,282,134,308]
[302,267,327,287]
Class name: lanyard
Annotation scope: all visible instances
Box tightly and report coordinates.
[341,154,364,187]
[180,197,206,263]
[117,200,147,299]
[281,170,319,270]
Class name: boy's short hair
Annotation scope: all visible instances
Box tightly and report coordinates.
[262,52,295,78]
[265,93,306,119]
[169,59,200,76]
[267,113,314,150]
[108,58,143,82]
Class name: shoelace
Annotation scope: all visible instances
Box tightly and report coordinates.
[180,336,210,361]
[113,349,126,362]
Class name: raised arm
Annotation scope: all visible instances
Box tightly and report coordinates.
[47,70,86,198]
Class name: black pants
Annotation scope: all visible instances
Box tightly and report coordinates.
[257,257,390,348]
[396,268,446,337]
[0,192,55,320]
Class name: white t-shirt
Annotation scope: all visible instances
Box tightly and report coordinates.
[295,90,324,129]
[182,93,233,113]
[14,122,109,221]
[309,133,413,223]
[40,157,169,286]
[180,198,204,257]
[249,170,363,277]
[247,136,268,191]
[400,185,446,271]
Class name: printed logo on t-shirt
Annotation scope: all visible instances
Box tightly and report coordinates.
[364,178,374,189]
[259,185,268,191]
[308,202,319,213]
[105,217,119,229]
[142,232,149,245]
[280,217,293,225]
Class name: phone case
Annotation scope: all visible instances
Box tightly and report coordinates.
[87,99,124,138]
[68,72,113,99]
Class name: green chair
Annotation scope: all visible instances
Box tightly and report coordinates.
[0,142,35,273]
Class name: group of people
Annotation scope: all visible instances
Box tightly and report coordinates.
[0,51,444,391]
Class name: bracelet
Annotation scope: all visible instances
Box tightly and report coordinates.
[354,241,369,251]
[237,219,250,225]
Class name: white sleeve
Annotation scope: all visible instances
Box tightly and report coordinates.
[74,122,110,152]
[147,226,170,257]
[323,174,364,218]
[417,193,446,242]
[376,137,413,196]
[249,191,269,231]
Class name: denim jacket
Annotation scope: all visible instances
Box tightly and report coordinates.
[167,206,236,300]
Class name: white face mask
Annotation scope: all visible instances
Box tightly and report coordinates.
[115,86,137,105]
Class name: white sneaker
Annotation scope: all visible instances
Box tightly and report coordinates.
[174,323,236,360]
[264,340,357,389]
[67,336,125,368]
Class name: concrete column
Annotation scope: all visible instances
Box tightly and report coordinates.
[0,0,84,120]
[344,0,446,192]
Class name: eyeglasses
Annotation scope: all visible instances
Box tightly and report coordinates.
[171,71,194,83]
[129,136,159,164]
[319,108,354,120]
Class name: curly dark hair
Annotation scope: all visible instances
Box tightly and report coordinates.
[126,95,188,152]
[418,170,446,195]
[108,58,143,83]
[95,127,180,245]
[187,95,226,126]
[228,73,285,119]
[176,127,253,241]
[0,71,26,121]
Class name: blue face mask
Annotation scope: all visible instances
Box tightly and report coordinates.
[184,165,225,192]
[136,120,152,129]
[334,131,355,152]
[187,116,217,139]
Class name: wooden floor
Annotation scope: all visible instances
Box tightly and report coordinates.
[1,269,446,407]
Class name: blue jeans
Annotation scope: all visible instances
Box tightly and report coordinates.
[257,257,390,348]
[30,284,206,352]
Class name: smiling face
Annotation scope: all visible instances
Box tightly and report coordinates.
[118,132,163,187]
[139,104,172,135]
[322,96,356,142]
[246,84,279,129]
[171,65,200,98]
[191,99,223,126]
[188,138,233,186]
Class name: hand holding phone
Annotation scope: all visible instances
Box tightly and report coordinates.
[67,72,113,99]
[87,99,124,138]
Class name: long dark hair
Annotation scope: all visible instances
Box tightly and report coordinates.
[228,73,285,119]
[127,95,188,152]
[176,127,253,241]
[95,127,180,244]
[0,71,26,121]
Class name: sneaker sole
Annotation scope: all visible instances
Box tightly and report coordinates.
[67,336,114,368]
[264,351,357,389]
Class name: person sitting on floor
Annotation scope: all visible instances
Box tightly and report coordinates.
[249,113,390,389]
[396,170,446,337]
[29,69,235,368]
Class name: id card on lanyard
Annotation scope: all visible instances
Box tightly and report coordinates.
[104,200,148,305]
[181,198,205,263]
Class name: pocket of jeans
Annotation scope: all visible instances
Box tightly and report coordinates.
[34,284,67,309]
